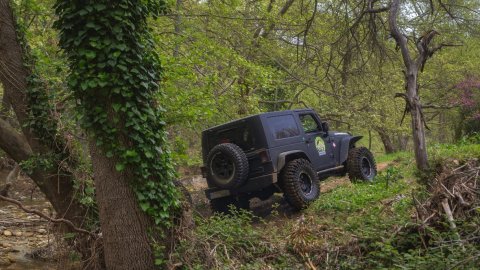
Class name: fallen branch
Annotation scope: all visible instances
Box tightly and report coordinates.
[441,198,465,252]
[0,194,96,237]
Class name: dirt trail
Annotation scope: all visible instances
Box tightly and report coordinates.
[321,161,391,193]
[183,161,392,218]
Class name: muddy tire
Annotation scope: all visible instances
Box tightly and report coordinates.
[347,147,377,182]
[281,159,320,210]
[210,196,250,214]
[207,143,249,189]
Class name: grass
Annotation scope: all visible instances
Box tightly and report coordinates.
[173,140,479,269]
[375,150,411,163]
[429,142,480,162]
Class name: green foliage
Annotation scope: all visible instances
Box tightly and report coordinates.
[375,151,411,164]
[429,141,480,164]
[12,1,65,152]
[311,173,409,214]
[459,132,480,145]
[172,208,296,269]
[19,153,56,174]
[54,0,179,233]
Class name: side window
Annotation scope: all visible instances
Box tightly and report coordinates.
[268,115,300,140]
[300,114,320,133]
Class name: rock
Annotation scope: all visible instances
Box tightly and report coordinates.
[37,228,47,234]
[3,230,12,236]
[24,232,34,237]
[7,253,16,263]
[0,256,12,266]
[14,231,22,237]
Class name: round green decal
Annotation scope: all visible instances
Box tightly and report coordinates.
[315,136,326,154]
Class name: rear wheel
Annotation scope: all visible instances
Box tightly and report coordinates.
[206,143,249,189]
[281,159,320,210]
[347,147,377,182]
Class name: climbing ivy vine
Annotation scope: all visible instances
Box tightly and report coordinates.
[54,0,179,226]
[10,2,72,174]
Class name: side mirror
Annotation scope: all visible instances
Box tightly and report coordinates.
[321,121,329,134]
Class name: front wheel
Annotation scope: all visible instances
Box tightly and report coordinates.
[281,159,320,210]
[347,147,377,182]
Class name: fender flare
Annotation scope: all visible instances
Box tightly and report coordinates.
[277,150,310,172]
[339,136,363,164]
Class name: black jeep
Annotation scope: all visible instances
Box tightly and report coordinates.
[201,109,376,212]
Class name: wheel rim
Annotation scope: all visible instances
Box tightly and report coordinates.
[361,157,372,178]
[299,172,313,194]
[211,153,235,183]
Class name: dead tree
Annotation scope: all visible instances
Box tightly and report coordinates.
[367,0,461,170]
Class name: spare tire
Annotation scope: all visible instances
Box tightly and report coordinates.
[207,143,249,189]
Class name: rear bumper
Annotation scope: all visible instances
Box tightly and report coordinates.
[205,173,278,200]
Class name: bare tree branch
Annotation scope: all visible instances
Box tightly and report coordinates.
[389,0,412,66]
[0,194,96,237]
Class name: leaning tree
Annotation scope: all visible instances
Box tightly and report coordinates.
[0,0,99,264]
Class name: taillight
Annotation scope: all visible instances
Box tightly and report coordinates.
[259,150,270,163]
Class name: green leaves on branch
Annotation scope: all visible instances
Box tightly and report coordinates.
[54,0,179,228]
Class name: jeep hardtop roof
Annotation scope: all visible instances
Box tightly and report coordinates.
[203,108,316,133]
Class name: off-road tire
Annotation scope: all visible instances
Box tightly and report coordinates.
[210,196,250,214]
[347,147,377,182]
[281,159,320,210]
[207,143,249,189]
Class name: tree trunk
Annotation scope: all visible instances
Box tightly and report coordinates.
[376,128,396,154]
[90,142,155,270]
[173,0,183,58]
[1,163,20,196]
[406,71,428,170]
[396,135,409,151]
[438,112,447,143]
[389,0,430,171]
[0,0,97,264]
[0,0,88,223]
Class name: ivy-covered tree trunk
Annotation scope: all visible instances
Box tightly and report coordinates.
[0,0,97,264]
[55,1,180,268]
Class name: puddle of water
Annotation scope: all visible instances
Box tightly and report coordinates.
[3,247,57,270]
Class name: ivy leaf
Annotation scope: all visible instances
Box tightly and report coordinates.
[85,50,96,59]
[112,103,121,112]
[140,202,150,211]
[115,163,125,171]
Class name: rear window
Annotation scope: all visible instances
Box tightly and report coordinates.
[268,115,300,139]
[213,125,256,151]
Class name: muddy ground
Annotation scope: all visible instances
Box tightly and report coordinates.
[0,162,389,269]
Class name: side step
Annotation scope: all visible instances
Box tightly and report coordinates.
[317,165,345,179]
